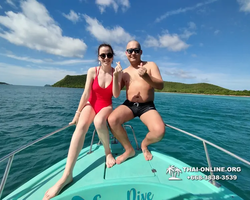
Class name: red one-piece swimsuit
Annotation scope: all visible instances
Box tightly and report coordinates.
[88,67,114,114]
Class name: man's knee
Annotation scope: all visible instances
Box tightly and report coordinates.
[152,124,165,140]
[107,113,120,128]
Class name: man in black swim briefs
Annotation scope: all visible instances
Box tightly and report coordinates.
[108,40,165,164]
[122,100,156,118]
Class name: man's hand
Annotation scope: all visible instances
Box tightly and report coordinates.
[114,61,123,76]
[138,62,147,77]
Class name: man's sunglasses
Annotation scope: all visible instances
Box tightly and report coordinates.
[126,48,141,54]
[99,53,113,59]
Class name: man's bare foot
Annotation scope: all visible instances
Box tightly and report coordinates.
[116,148,135,164]
[142,148,153,161]
[106,153,116,168]
[42,175,73,200]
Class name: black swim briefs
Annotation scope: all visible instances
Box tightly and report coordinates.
[122,99,156,117]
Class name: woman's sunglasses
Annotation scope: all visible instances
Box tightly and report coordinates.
[126,48,141,54]
[99,53,113,59]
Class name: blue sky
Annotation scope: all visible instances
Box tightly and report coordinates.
[0,0,249,90]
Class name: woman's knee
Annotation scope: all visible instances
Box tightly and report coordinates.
[94,117,107,130]
[74,123,89,136]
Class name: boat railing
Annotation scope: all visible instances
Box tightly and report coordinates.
[0,124,73,199]
[1,123,250,198]
[165,123,250,186]
[88,124,140,154]
[0,123,138,199]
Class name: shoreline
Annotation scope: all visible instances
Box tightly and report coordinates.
[2,84,250,97]
[160,91,250,97]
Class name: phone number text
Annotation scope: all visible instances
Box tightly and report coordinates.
[187,175,237,181]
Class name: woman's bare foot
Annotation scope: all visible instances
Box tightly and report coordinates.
[42,175,73,200]
[106,153,116,168]
[142,148,152,161]
[116,148,135,164]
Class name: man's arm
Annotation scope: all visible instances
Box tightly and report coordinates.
[139,62,164,90]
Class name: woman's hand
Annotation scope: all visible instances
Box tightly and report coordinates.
[69,112,80,125]
[114,61,123,77]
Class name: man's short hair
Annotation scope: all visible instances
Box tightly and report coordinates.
[127,40,141,49]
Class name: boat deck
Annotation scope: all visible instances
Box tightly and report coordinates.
[3,140,242,200]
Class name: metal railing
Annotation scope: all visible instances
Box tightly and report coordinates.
[0,123,139,198]
[123,124,140,150]
[88,124,140,154]
[0,124,73,199]
[165,123,250,186]
[1,123,250,198]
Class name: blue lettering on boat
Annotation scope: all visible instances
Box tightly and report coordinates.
[93,194,101,200]
[72,194,101,200]
[127,188,154,200]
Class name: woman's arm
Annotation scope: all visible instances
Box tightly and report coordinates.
[113,62,123,98]
[69,68,95,124]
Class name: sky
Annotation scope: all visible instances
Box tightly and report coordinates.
[0,0,250,90]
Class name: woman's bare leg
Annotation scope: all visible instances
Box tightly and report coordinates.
[43,105,95,200]
[94,106,115,168]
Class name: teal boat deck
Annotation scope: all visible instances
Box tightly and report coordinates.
[3,140,242,200]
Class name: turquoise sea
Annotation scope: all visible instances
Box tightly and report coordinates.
[0,85,250,199]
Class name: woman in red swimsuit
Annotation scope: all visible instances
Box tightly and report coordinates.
[43,44,123,200]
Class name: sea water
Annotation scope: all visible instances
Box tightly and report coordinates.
[0,85,249,199]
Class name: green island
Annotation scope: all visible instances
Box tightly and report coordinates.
[51,74,250,96]
[0,82,9,85]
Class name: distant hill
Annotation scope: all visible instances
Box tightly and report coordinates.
[53,75,87,88]
[52,74,250,96]
[0,82,9,85]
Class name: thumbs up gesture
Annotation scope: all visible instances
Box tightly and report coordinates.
[138,62,147,77]
[114,61,123,76]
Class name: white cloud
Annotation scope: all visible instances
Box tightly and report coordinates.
[144,34,189,51]
[145,23,195,51]
[5,0,17,8]
[165,68,196,79]
[180,30,196,39]
[237,0,250,13]
[0,5,2,9]
[53,59,95,65]
[2,53,45,64]
[113,45,129,65]
[0,0,87,58]
[0,53,95,65]
[188,22,197,30]
[0,62,78,86]
[162,67,250,90]
[180,22,197,39]
[63,10,80,23]
[214,30,220,35]
[95,0,130,13]
[83,14,134,44]
[117,0,130,11]
[155,0,218,22]
[144,35,159,47]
